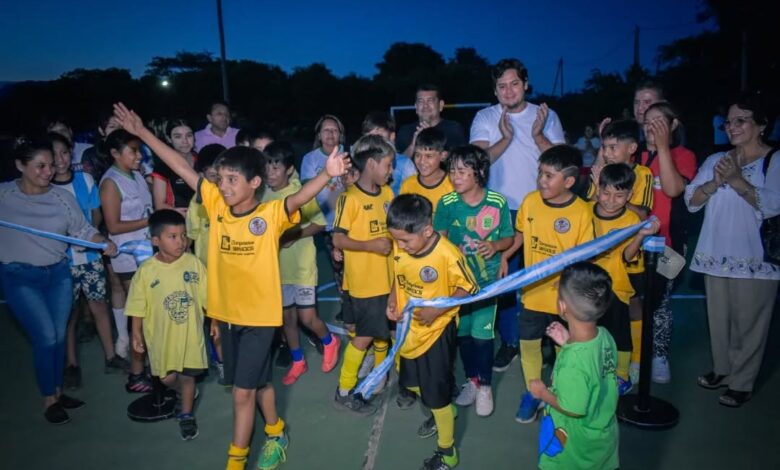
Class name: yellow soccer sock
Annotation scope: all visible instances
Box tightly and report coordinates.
[373,339,389,369]
[617,352,631,381]
[630,320,642,364]
[338,342,367,393]
[226,443,249,470]
[519,339,543,389]
[431,404,455,449]
[264,417,285,437]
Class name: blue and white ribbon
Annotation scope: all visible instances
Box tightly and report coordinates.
[0,219,153,265]
[355,217,659,399]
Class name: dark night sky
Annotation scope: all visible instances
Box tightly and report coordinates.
[1,0,713,92]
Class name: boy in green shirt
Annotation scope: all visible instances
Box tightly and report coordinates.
[529,262,619,470]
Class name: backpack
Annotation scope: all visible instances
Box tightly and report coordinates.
[759,148,779,265]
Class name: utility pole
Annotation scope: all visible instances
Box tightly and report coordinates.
[633,25,640,68]
[559,58,564,96]
[216,0,230,103]
[551,58,564,97]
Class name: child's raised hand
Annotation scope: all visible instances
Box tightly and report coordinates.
[647,117,670,149]
[546,321,570,346]
[476,240,498,259]
[528,379,547,399]
[597,117,612,136]
[113,102,145,136]
[324,146,351,178]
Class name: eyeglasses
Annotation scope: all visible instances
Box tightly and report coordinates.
[722,116,753,129]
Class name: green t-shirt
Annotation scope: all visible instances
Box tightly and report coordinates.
[433,189,514,287]
[540,327,619,470]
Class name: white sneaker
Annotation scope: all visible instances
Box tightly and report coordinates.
[629,362,640,384]
[115,336,130,360]
[475,386,494,417]
[357,348,375,379]
[454,380,478,407]
[651,357,671,384]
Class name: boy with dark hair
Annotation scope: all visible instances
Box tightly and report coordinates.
[113,102,349,470]
[400,127,453,214]
[591,163,659,394]
[261,141,340,385]
[187,143,225,266]
[126,209,208,440]
[362,111,416,195]
[387,194,479,470]
[529,262,619,470]
[332,134,395,414]
[434,145,514,417]
[501,144,594,424]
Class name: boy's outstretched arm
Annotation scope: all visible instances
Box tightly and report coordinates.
[529,380,583,418]
[113,103,199,190]
[622,218,660,262]
[286,147,350,216]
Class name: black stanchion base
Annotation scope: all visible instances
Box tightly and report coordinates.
[127,389,177,422]
[617,395,679,429]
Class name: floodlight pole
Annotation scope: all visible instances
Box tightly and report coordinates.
[216,0,230,103]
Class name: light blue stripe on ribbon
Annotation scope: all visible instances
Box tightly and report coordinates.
[0,219,153,265]
[354,216,658,399]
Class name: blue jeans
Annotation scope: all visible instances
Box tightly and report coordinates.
[496,209,521,346]
[0,259,73,396]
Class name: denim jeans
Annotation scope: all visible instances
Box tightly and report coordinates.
[0,259,73,396]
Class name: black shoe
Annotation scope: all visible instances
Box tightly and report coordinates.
[396,386,417,410]
[104,355,130,374]
[420,449,458,470]
[697,371,728,390]
[719,389,751,408]
[64,365,82,390]
[333,389,377,415]
[44,402,70,425]
[492,343,518,372]
[417,415,437,439]
[275,343,292,369]
[58,394,85,410]
[178,413,199,440]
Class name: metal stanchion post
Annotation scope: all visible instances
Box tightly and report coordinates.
[127,376,177,422]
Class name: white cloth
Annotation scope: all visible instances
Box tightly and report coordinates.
[300,148,344,230]
[469,103,565,210]
[685,151,780,280]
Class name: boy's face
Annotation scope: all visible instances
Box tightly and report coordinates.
[448,159,480,194]
[389,225,434,255]
[537,164,574,201]
[216,166,261,207]
[366,154,394,186]
[366,127,396,143]
[52,140,73,177]
[202,166,219,184]
[414,148,446,178]
[601,137,637,165]
[596,185,632,217]
[265,160,292,191]
[152,224,189,260]
[252,137,273,152]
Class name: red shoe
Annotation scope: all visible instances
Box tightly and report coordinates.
[322,335,341,373]
[282,360,308,385]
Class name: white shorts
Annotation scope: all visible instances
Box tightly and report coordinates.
[282,285,316,309]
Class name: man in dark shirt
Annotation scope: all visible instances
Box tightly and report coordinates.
[396,84,467,157]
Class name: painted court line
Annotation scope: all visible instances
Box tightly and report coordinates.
[362,376,394,470]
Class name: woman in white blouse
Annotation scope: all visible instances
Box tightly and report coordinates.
[685,95,779,407]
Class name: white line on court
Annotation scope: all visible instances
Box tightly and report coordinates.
[362,376,394,470]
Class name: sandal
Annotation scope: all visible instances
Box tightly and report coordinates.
[125,373,153,394]
[719,389,751,408]
[697,372,728,390]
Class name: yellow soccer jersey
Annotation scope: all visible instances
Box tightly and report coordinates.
[262,180,327,286]
[399,173,454,214]
[393,234,479,359]
[199,179,300,326]
[629,163,654,212]
[333,183,394,298]
[591,203,639,305]
[125,253,208,376]
[186,196,210,267]
[516,191,594,314]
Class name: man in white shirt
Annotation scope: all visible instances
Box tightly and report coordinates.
[469,58,566,371]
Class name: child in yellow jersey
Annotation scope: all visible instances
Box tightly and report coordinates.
[501,145,594,424]
[261,142,340,386]
[113,102,350,470]
[386,194,479,470]
[591,164,659,395]
[590,119,655,381]
[332,135,395,415]
[126,210,207,441]
[400,127,454,212]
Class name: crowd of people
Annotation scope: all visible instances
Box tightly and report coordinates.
[1,57,778,470]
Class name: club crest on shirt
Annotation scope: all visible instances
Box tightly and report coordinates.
[248,217,267,236]
[554,218,571,234]
[183,271,199,283]
[420,266,438,283]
